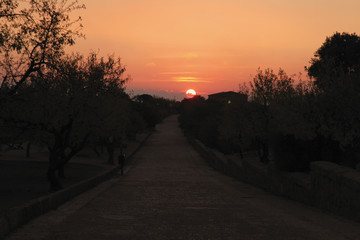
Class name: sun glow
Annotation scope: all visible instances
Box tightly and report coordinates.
[186,89,197,98]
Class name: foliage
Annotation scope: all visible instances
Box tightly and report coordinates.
[271,134,314,171]
[1,53,129,190]
[179,31,360,172]
[0,0,85,94]
[0,0,177,192]
[132,94,175,129]
[179,95,238,152]
[179,96,223,148]
[306,32,360,167]
[247,68,295,162]
[178,95,206,135]
[178,69,318,171]
[307,32,360,91]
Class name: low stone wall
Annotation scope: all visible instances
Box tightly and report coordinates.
[189,137,360,222]
[0,132,152,239]
[311,161,360,221]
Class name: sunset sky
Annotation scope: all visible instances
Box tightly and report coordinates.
[72,0,360,100]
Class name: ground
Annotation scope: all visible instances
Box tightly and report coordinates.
[5,116,360,240]
[0,133,147,216]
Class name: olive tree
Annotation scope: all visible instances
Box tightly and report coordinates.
[0,0,85,94]
[3,53,130,191]
[248,68,294,162]
[306,32,360,167]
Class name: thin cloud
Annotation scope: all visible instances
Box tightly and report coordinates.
[173,76,211,83]
[160,72,198,75]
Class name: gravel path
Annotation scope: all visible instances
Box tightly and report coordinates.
[6,115,360,240]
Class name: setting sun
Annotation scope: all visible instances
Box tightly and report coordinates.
[186,89,197,98]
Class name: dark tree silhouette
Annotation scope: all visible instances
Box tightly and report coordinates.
[249,68,294,163]
[307,32,360,90]
[306,32,360,167]
[2,53,129,191]
[0,0,85,95]
[133,94,163,128]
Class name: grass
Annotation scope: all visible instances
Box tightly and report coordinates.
[0,148,110,216]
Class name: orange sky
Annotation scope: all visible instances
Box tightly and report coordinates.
[71,0,360,100]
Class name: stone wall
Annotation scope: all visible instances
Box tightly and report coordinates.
[189,137,360,222]
[311,161,360,221]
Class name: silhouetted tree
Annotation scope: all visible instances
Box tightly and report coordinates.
[249,68,294,163]
[2,53,129,191]
[307,32,360,91]
[269,79,323,171]
[218,94,249,155]
[125,105,146,140]
[306,32,360,167]
[133,94,163,128]
[0,0,85,95]
[179,95,226,149]
[179,95,206,135]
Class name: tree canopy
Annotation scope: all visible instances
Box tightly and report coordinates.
[1,53,130,190]
[0,0,85,94]
[307,32,360,90]
[0,0,177,192]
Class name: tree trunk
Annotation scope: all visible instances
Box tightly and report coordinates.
[107,144,114,165]
[58,165,65,178]
[47,140,64,191]
[26,142,31,158]
[256,138,269,163]
[58,151,67,179]
[47,151,63,191]
[91,145,101,157]
[47,168,62,191]
[262,141,269,163]
[57,142,86,179]
[238,145,244,159]
[57,156,72,179]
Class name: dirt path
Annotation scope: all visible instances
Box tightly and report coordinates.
[6,115,360,240]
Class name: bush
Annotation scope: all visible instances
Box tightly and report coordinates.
[271,134,312,172]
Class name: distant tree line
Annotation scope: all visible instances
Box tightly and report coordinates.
[0,0,176,191]
[179,32,360,172]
